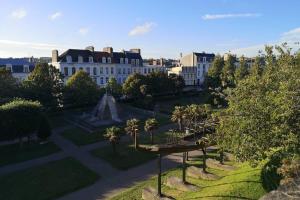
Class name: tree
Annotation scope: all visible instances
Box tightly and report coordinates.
[196,137,210,172]
[104,126,121,155]
[217,45,300,164]
[0,99,42,147]
[125,118,140,149]
[206,55,224,88]
[250,56,264,77]
[171,106,185,131]
[64,70,100,107]
[106,77,122,96]
[37,115,52,141]
[0,68,20,103]
[122,73,147,99]
[221,54,236,87]
[169,74,185,94]
[22,63,63,110]
[234,56,249,82]
[144,118,159,144]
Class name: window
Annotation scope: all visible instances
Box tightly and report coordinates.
[105,67,109,74]
[6,65,12,72]
[120,58,124,64]
[24,65,29,73]
[123,68,126,74]
[203,57,207,63]
[131,59,135,66]
[148,68,151,73]
[72,67,76,75]
[118,78,122,84]
[111,67,114,74]
[64,67,69,76]
[152,68,155,72]
[67,55,72,63]
[100,67,103,74]
[203,64,206,74]
[78,56,83,63]
[107,57,111,63]
[125,58,128,64]
[127,68,131,74]
[89,56,93,63]
[93,67,97,76]
[105,77,109,83]
[133,69,136,73]
[118,68,121,74]
[100,77,104,84]
[86,67,90,75]
[136,59,140,66]
[123,77,126,83]
[144,68,147,74]
[102,57,106,63]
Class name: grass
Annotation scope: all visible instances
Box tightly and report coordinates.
[0,142,61,167]
[61,125,125,146]
[110,152,268,200]
[0,157,99,200]
[91,143,157,170]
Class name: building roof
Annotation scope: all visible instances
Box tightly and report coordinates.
[58,49,143,66]
[0,58,35,73]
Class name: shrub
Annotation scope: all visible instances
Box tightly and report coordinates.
[37,115,52,141]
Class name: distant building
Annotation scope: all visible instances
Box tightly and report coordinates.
[168,66,197,86]
[142,58,166,75]
[180,52,215,85]
[0,58,35,80]
[51,46,146,86]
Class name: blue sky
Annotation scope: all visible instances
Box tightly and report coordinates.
[0,0,300,58]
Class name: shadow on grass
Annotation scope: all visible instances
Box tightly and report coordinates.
[186,195,256,200]
[200,180,263,189]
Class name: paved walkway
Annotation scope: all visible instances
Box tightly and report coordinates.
[0,122,190,200]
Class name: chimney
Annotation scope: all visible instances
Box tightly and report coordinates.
[130,48,141,54]
[180,53,183,58]
[85,46,95,52]
[52,50,58,63]
[160,58,164,66]
[103,47,113,54]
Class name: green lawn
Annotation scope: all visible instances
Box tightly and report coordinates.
[0,142,61,167]
[61,125,125,146]
[110,152,268,200]
[0,157,99,200]
[91,143,157,170]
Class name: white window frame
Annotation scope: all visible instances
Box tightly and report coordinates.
[67,55,72,63]
[89,56,93,63]
[78,56,83,63]
[102,57,106,63]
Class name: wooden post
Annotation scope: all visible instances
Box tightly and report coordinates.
[182,152,186,183]
[158,154,162,197]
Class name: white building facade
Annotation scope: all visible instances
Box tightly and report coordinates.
[0,58,35,81]
[180,52,215,85]
[51,46,155,86]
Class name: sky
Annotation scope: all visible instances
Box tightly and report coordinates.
[0,0,300,59]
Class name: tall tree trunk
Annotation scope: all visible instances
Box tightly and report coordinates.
[134,131,138,149]
[202,148,207,173]
[178,120,182,131]
[150,132,154,145]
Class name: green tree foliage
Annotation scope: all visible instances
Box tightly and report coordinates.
[144,118,159,144]
[106,77,122,97]
[0,99,42,146]
[250,56,264,77]
[217,45,300,164]
[37,115,52,141]
[168,73,185,94]
[122,73,147,99]
[221,54,236,87]
[0,68,20,104]
[22,63,63,110]
[125,118,140,149]
[234,56,249,82]
[64,70,100,107]
[171,106,185,131]
[206,55,224,88]
[104,126,121,155]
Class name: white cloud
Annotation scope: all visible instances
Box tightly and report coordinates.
[129,22,157,36]
[11,8,27,19]
[280,27,300,43]
[49,12,62,20]
[78,28,89,36]
[202,13,261,20]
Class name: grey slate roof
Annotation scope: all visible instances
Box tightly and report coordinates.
[0,58,35,73]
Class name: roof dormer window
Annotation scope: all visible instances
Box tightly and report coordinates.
[107,57,111,64]
[102,57,106,63]
[125,58,128,64]
[89,56,93,63]
[66,55,72,63]
[78,56,83,63]
[131,59,135,66]
[24,65,29,73]
[136,59,140,66]
[120,58,124,64]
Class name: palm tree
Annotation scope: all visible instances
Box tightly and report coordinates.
[171,106,185,131]
[104,126,121,155]
[144,118,159,144]
[125,118,140,149]
[196,137,210,173]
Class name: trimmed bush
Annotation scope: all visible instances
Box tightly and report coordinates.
[37,115,52,141]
